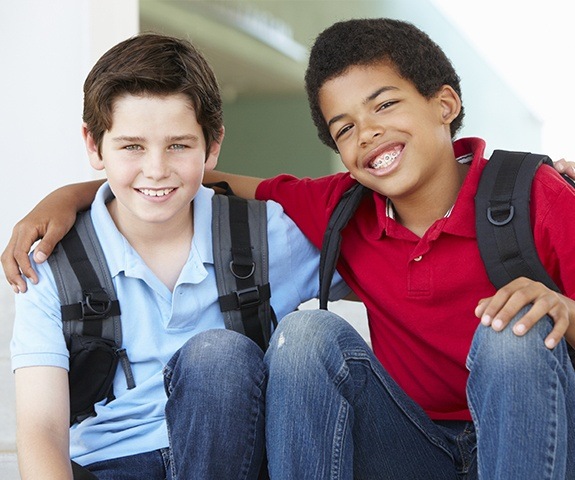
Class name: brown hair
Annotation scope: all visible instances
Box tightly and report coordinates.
[83,33,223,156]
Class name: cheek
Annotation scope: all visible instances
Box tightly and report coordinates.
[182,160,207,185]
[104,162,138,185]
[338,149,357,170]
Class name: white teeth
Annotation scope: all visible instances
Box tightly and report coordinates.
[139,188,174,197]
[370,149,400,169]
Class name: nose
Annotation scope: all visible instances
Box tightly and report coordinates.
[142,151,170,180]
[358,121,383,147]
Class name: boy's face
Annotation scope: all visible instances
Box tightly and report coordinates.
[83,93,221,232]
[319,62,460,199]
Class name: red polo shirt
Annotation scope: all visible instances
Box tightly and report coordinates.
[256,137,575,420]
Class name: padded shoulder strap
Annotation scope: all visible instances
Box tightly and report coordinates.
[474,150,559,291]
[212,194,274,350]
[48,212,123,344]
[48,211,135,423]
[319,183,370,309]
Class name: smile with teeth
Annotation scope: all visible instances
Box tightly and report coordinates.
[139,188,174,197]
[370,149,400,169]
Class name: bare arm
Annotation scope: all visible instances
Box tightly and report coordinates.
[15,366,72,480]
[1,180,103,292]
[203,170,264,200]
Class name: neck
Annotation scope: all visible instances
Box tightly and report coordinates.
[392,161,468,237]
[107,201,194,291]
[108,201,194,250]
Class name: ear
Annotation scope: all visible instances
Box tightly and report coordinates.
[436,85,461,126]
[82,124,105,171]
[204,127,225,172]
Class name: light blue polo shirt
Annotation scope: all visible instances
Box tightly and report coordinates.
[11,183,349,466]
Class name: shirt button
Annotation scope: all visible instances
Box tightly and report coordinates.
[414,255,423,262]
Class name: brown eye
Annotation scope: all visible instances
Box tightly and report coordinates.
[335,124,353,140]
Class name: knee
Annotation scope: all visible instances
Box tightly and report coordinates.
[467,306,554,376]
[266,309,363,373]
[270,309,354,353]
[165,329,265,397]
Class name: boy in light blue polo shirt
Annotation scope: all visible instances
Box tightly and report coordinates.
[11,33,347,480]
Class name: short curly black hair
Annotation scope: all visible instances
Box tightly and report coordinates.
[305,18,465,151]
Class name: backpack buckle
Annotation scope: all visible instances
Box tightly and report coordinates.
[82,290,113,320]
[234,286,262,308]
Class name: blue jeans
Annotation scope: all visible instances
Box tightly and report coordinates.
[85,328,267,479]
[264,308,575,479]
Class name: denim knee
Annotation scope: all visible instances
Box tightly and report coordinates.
[268,309,360,356]
[467,305,555,377]
[265,309,370,385]
[164,328,265,398]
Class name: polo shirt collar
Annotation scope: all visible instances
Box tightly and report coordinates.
[90,183,215,282]
[372,137,487,239]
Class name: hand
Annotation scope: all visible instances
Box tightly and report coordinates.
[475,277,574,350]
[1,209,75,293]
[554,158,575,178]
[1,180,103,293]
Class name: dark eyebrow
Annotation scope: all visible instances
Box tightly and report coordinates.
[111,135,144,143]
[365,86,398,103]
[327,85,399,128]
[166,135,200,143]
[110,134,201,143]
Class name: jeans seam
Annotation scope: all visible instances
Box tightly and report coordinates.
[239,365,266,479]
[330,399,350,480]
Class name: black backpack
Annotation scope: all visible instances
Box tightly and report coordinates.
[318,149,575,365]
[48,190,276,427]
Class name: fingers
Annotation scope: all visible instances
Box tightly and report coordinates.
[32,226,63,264]
[1,229,35,293]
[475,277,569,349]
[554,158,575,178]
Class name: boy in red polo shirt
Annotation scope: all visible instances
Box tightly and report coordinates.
[3,18,575,480]
[257,19,575,479]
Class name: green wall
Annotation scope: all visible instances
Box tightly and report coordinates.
[218,94,337,179]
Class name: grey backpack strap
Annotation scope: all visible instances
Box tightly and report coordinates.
[48,211,134,424]
[212,194,275,351]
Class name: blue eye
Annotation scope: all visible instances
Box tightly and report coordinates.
[169,144,187,151]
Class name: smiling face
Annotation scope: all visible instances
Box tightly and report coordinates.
[84,93,221,235]
[319,62,461,202]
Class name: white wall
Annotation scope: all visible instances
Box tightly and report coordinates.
[0,0,138,278]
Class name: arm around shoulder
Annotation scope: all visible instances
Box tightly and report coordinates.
[2,179,103,293]
[203,170,264,200]
[15,366,73,480]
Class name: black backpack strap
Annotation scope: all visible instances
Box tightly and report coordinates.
[48,211,135,424]
[475,150,559,292]
[212,194,275,351]
[319,183,370,309]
